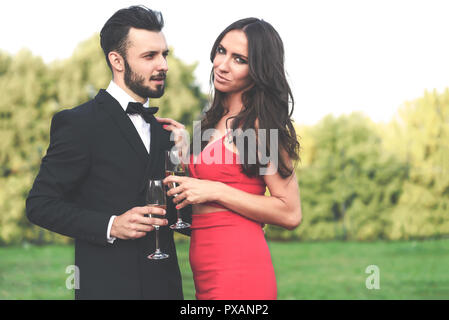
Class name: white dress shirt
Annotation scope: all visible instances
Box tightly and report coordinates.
[105,80,152,244]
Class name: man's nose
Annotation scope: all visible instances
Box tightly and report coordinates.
[158,55,168,72]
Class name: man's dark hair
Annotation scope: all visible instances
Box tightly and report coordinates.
[100,5,164,71]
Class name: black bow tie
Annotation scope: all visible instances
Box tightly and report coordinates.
[126,102,159,123]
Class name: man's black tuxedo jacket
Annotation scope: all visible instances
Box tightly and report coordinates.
[26,89,190,300]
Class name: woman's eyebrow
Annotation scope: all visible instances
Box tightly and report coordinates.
[219,44,248,59]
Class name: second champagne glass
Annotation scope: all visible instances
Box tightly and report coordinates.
[146,179,169,260]
[165,150,191,229]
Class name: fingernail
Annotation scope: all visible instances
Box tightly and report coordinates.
[176,205,180,209]
[163,125,168,129]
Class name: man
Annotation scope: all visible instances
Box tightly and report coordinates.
[26,6,189,300]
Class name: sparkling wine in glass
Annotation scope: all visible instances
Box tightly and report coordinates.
[165,150,191,229]
[146,179,169,260]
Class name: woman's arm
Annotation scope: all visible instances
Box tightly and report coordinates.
[164,161,302,230]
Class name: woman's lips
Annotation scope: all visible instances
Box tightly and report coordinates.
[215,72,230,83]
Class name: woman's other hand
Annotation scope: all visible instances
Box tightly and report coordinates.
[163,176,223,210]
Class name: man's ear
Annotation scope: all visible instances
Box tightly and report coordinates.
[108,51,125,73]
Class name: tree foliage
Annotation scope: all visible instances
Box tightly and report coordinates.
[267,113,409,241]
[384,89,449,239]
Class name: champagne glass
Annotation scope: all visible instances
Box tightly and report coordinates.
[146,179,169,260]
[165,150,191,229]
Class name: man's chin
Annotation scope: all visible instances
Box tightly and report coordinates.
[130,86,165,99]
[148,87,165,99]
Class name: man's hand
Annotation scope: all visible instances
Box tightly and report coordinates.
[110,206,167,240]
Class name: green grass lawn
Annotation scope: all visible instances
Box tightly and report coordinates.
[1,239,448,300]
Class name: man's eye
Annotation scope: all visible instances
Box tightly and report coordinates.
[217,47,225,54]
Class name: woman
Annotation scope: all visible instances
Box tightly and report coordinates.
[164,18,302,300]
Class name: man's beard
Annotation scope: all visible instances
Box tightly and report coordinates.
[124,59,166,99]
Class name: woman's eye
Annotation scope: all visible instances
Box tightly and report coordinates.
[217,47,225,54]
[236,57,247,64]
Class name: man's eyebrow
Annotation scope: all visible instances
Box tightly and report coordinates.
[141,49,170,56]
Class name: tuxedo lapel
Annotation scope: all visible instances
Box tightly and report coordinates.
[148,117,162,165]
[142,116,164,184]
[146,121,175,179]
[95,90,150,164]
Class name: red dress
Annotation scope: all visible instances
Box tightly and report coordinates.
[188,134,277,300]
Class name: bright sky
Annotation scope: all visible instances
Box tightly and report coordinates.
[2,0,449,125]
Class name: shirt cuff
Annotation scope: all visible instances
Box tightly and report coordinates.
[107,215,117,244]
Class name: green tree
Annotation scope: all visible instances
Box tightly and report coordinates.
[385,89,449,240]
[0,49,56,244]
[266,113,408,241]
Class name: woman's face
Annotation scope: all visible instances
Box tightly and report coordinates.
[213,29,253,94]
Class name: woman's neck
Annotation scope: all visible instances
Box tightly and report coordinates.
[223,92,244,116]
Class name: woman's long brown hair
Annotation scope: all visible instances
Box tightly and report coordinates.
[195,18,300,178]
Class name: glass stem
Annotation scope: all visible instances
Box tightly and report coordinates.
[174,190,182,222]
[155,226,160,253]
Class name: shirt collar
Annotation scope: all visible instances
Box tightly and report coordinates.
[106,80,150,112]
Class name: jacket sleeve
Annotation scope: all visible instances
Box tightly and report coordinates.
[26,110,111,246]
[161,126,176,151]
